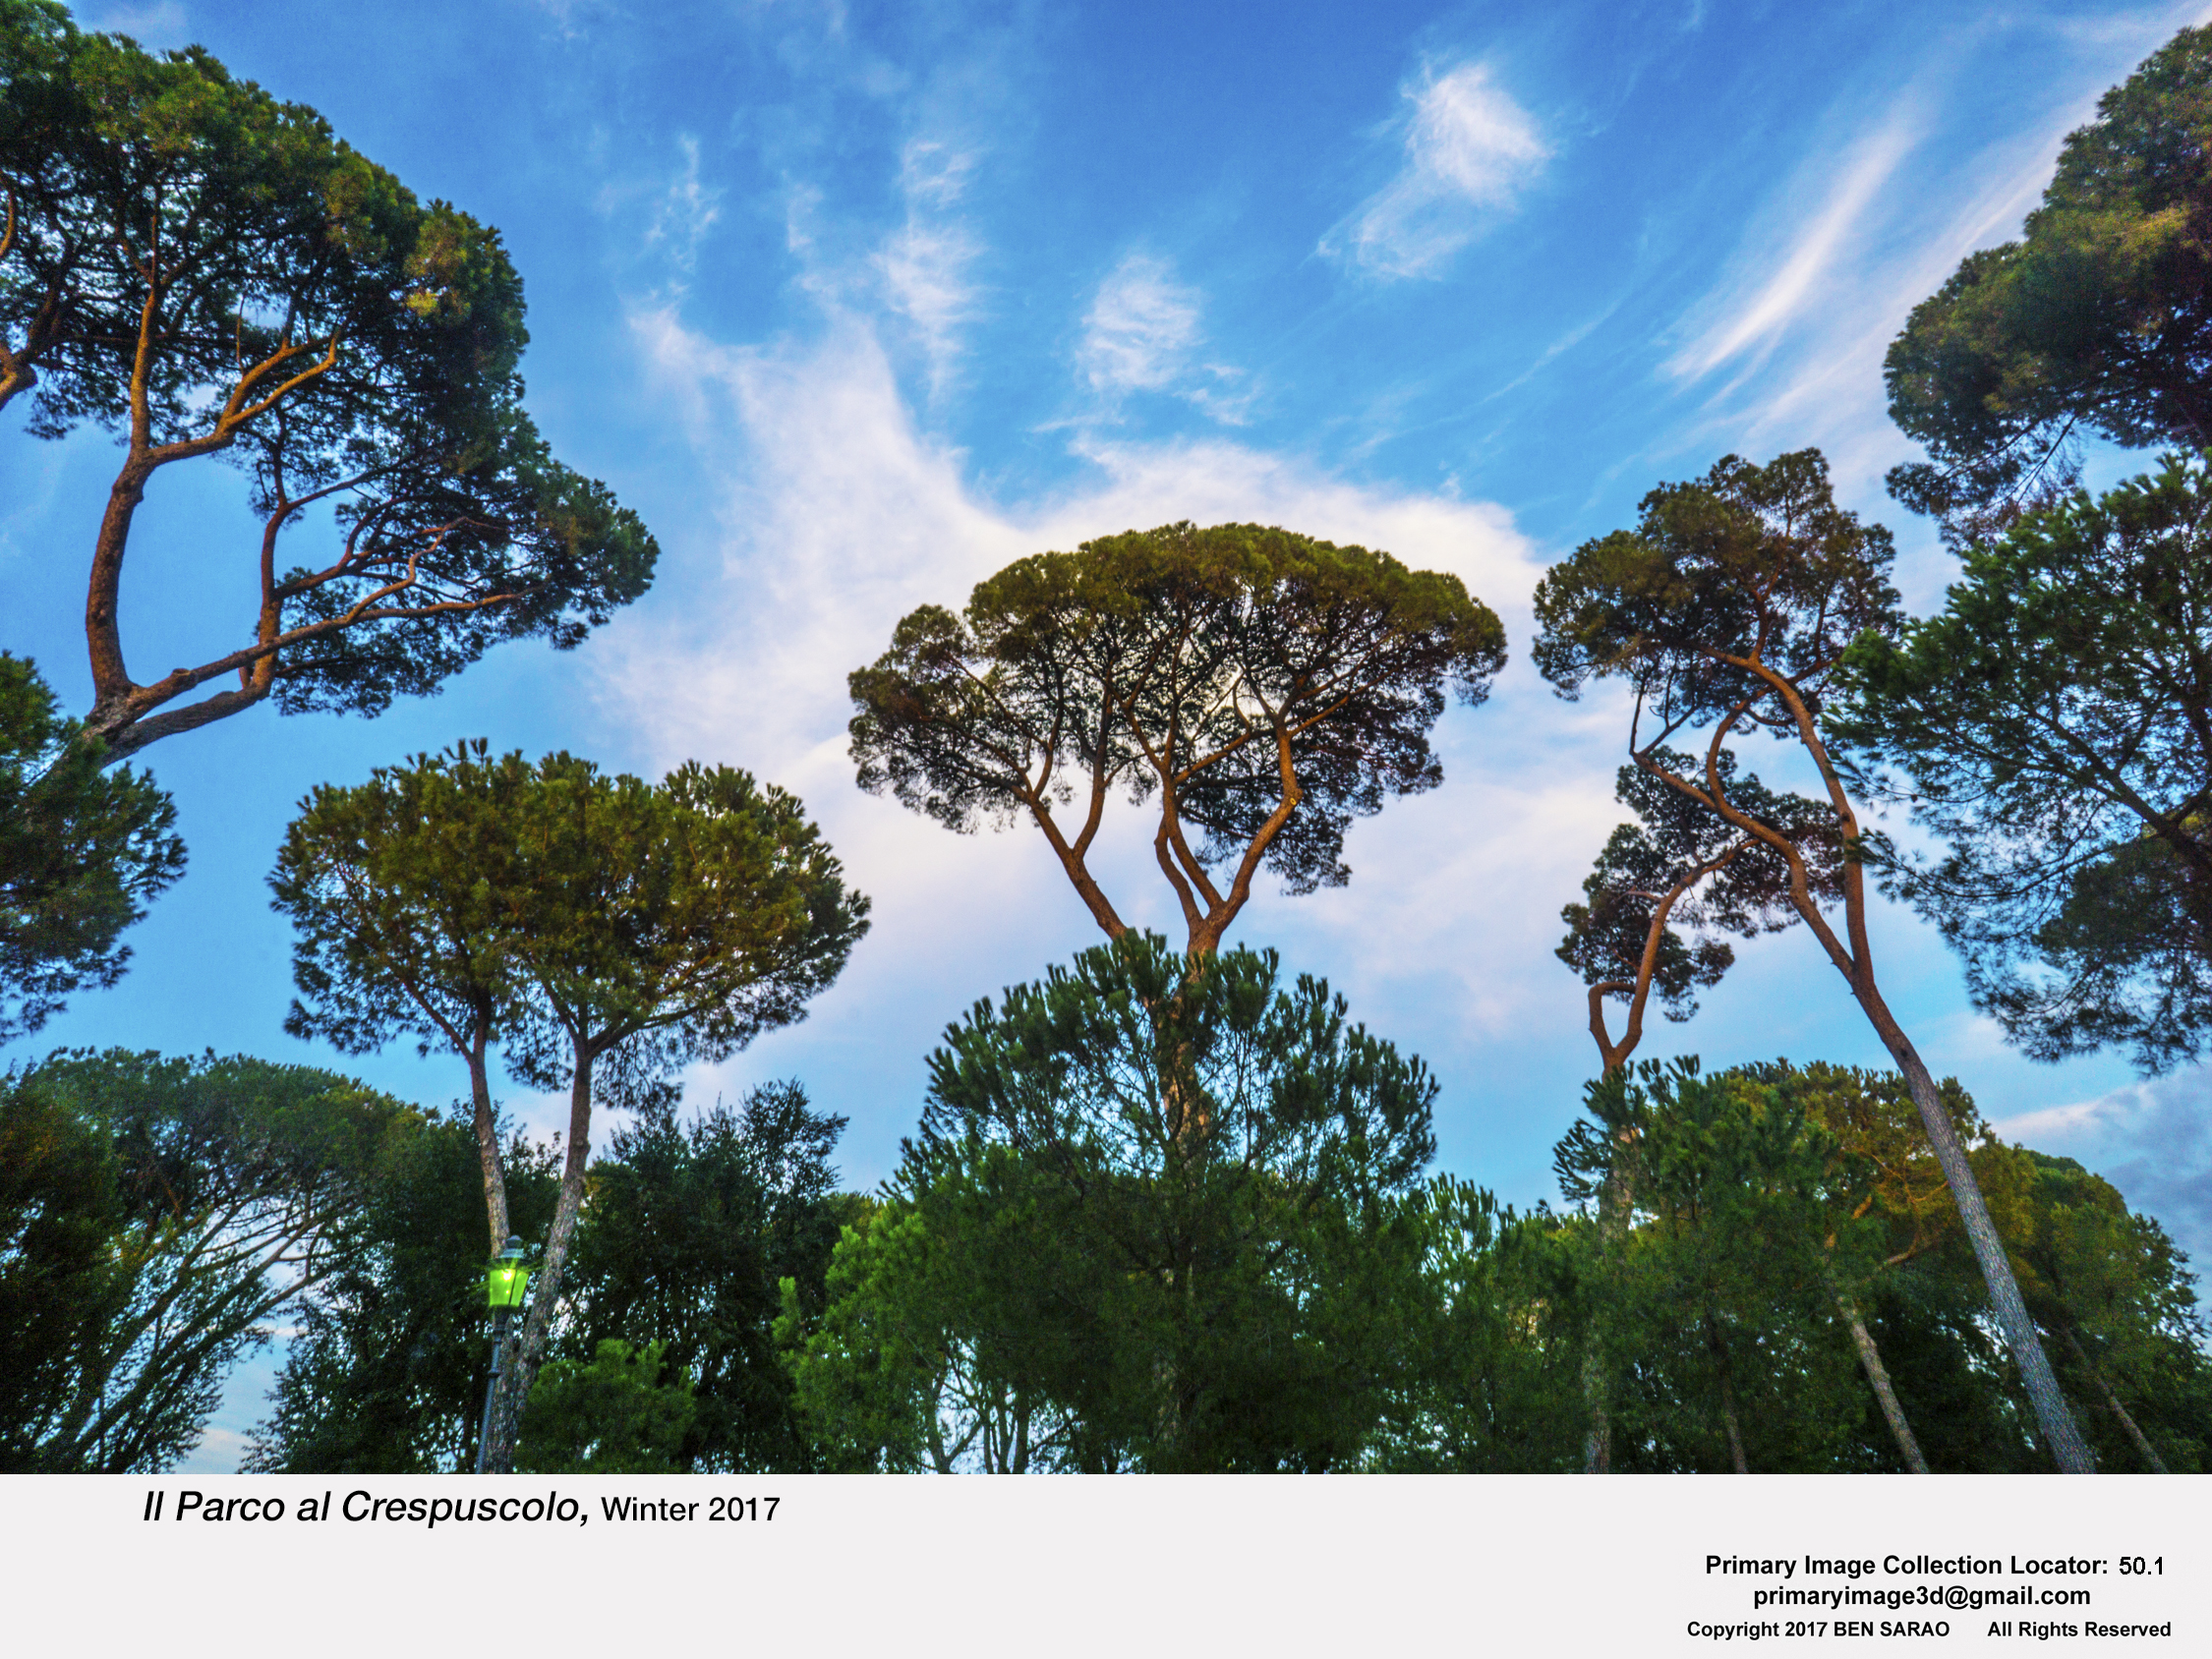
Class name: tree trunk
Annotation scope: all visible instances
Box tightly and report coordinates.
[1580,1149,1633,1474]
[1699,682,2098,1474]
[479,1036,596,1473]
[467,1017,510,1257]
[1833,1280,1928,1472]
[1580,1337,1612,1474]
[1848,983,2096,1472]
[85,460,155,742]
[2061,1325,2168,1473]
[1704,1311,1749,1473]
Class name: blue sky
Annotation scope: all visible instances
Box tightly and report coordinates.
[8,0,2212,1461]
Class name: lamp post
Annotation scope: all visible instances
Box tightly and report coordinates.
[476,1234,529,1474]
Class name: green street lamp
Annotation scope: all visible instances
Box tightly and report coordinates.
[475,1234,529,1474]
[488,1239,530,1311]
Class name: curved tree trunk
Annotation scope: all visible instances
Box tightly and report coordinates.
[1651,680,2097,1474]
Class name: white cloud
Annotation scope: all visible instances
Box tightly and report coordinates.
[1076,253,1252,422]
[606,308,1543,794]
[590,311,1602,1177]
[878,224,982,372]
[873,140,986,396]
[1078,254,1200,394]
[1665,108,1924,383]
[1656,8,2208,527]
[79,3,189,45]
[1992,1070,2212,1265]
[898,138,976,211]
[645,137,724,277]
[1327,62,1551,280]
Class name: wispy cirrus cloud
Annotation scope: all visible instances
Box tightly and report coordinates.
[593,136,727,298]
[1657,6,2207,517]
[874,140,986,396]
[1078,254,1200,395]
[645,136,724,277]
[595,308,1579,1185]
[1077,253,1252,422]
[77,2,189,45]
[1325,62,1551,280]
[1664,107,1926,384]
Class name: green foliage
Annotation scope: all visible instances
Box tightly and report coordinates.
[789,934,1439,1470]
[1532,445,2108,1475]
[0,653,184,1039]
[560,1081,855,1472]
[0,1,92,406]
[1557,1060,1872,1471]
[271,742,866,1472]
[249,1078,855,1476]
[1558,751,1837,1059]
[1366,1179,1590,1471]
[0,1048,414,1471]
[784,1198,1058,1472]
[0,6,656,757]
[245,1115,558,1474]
[0,1068,124,1463]
[1886,27,2212,528]
[1835,455,2212,1072]
[475,752,872,1082]
[2009,1151,2211,1472]
[272,738,869,1159]
[273,736,534,1064]
[849,521,1505,948]
[1549,1058,2212,1472]
[1533,449,1899,722]
[516,1340,697,1474]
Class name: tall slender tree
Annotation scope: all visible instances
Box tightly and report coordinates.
[272,742,540,1256]
[1533,447,2097,1472]
[1555,754,1839,1470]
[470,756,868,1471]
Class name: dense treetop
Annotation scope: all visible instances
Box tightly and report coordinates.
[1886,26,2212,525]
[1835,455,2212,1072]
[0,1,657,759]
[851,520,1504,952]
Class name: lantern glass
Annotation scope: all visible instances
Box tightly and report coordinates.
[487,1260,530,1310]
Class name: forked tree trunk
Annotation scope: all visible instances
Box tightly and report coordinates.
[479,1036,597,1473]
